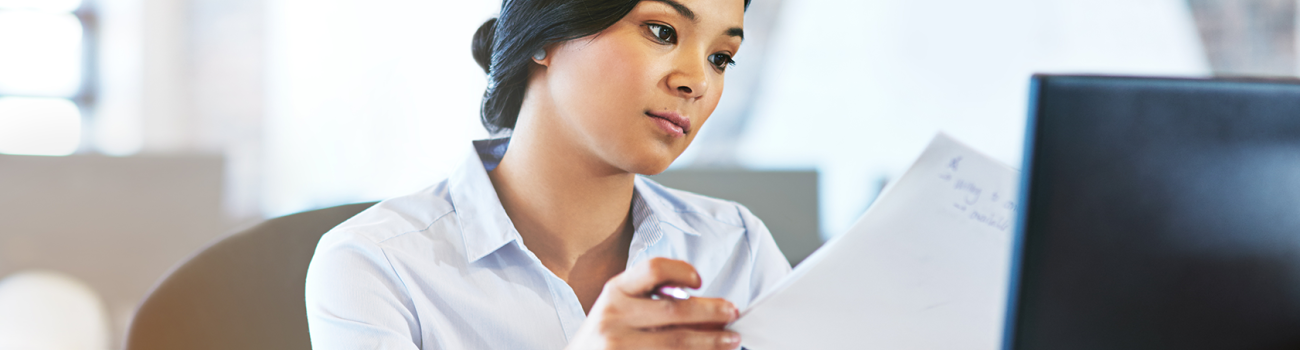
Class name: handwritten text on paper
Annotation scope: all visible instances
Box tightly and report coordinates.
[937,156,1016,232]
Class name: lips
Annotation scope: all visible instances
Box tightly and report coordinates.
[645,111,692,137]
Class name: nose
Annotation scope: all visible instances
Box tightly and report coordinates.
[666,53,709,100]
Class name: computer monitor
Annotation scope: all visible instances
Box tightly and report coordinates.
[1006,75,1300,350]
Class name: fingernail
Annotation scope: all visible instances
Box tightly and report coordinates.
[726,304,739,319]
[722,333,741,345]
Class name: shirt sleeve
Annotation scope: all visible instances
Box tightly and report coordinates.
[305,230,422,350]
[736,204,794,302]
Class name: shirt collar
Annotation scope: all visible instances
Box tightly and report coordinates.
[631,176,702,237]
[449,138,519,263]
[449,138,700,264]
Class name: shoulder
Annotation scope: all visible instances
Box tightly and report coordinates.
[305,187,443,349]
[307,178,467,308]
[315,179,458,255]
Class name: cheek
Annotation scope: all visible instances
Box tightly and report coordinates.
[541,30,727,173]
[548,37,656,133]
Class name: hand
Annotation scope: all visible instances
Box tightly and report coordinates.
[565,258,742,350]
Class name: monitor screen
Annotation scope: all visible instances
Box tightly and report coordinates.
[1007,75,1300,350]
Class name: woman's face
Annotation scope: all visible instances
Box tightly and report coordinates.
[537,0,745,175]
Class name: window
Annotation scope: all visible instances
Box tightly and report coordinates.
[0,0,92,156]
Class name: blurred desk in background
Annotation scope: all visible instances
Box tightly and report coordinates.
[0,154,226,348]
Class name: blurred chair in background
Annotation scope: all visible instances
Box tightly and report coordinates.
[125,202,374,350]
[0,270,112,350]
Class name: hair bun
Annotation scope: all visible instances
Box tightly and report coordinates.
[472,18,497,74]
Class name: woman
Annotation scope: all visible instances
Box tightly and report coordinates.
[305,0,790,348]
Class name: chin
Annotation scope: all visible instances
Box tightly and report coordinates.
[622,155,674,176]
[617,144,682,176]
[596,127,695,176]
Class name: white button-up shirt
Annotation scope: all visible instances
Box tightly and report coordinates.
[305,138,792,349]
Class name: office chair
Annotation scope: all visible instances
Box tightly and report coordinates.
[125,202,376,350]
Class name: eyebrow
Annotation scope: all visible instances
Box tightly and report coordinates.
[648,0,745,41]
[727,27,744,40]
[648,0,697,22]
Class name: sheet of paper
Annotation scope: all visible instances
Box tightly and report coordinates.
[729,133,1020,350]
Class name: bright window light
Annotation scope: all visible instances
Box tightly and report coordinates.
[0,97,82,156]
[0,0,81,12]
[0,11,83,97]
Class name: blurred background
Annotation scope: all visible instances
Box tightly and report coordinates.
[0,0,1297,348]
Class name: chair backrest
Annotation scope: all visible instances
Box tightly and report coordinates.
[125,202,376,350]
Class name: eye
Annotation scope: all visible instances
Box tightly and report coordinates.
[708,53,736,71]
[646,23,677,44]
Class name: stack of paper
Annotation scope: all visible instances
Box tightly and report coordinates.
[730,133,1020,350]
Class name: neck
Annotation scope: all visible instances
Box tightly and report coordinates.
[489,95,636,281]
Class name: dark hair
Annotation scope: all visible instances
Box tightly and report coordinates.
[472,0,750,134]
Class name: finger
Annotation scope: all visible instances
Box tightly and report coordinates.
[612,296,739,329]
[609,257,701,297]
[628,328,741,350]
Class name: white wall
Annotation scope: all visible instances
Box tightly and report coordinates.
[736,0,1210,238]
[261,0,1210,237]
[263,0,495,217]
